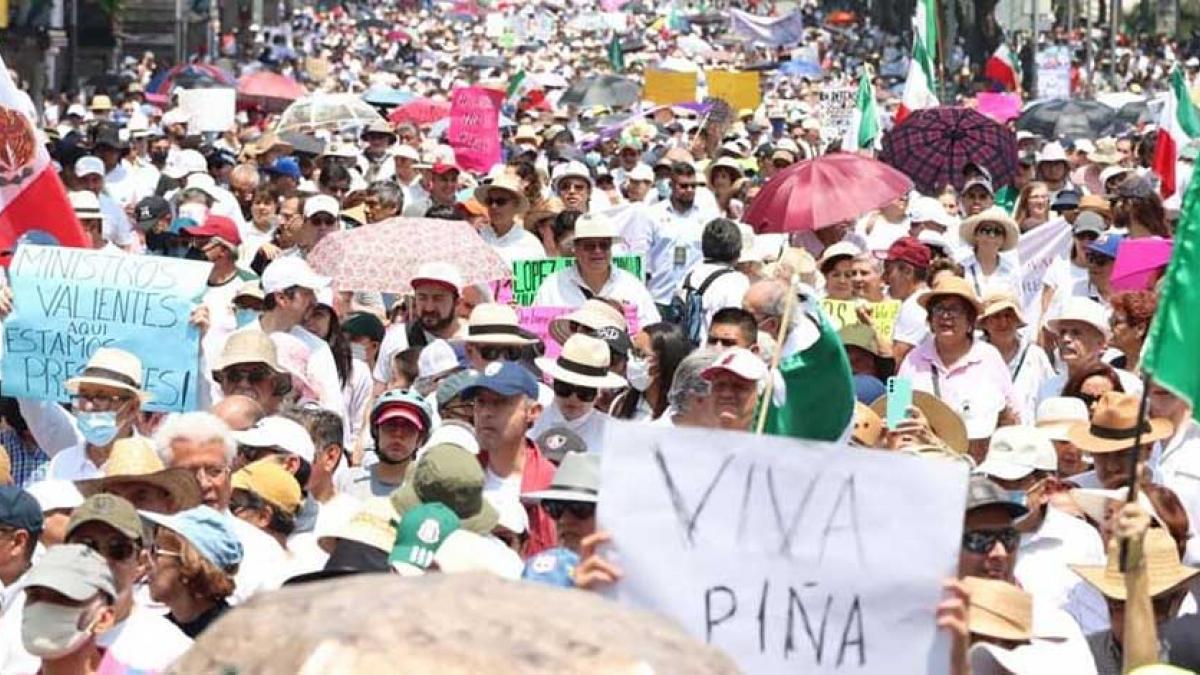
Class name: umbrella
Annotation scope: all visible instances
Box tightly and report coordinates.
[148,63,235,95]
[275,93,385,134]
[1017,99,1116,141]
[879,106,1018,194]
[277,131,325,156]
[237,71,306,111]
[461,55,506,70]
[307,218,512,294]
[559,75,641,108]
[1111,238,1173,292]
[362,86,417,108]
[744,153,913,233]
[1116,98,1164,127]
[388,98,452,126]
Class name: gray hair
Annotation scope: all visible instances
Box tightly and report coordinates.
[667,348,720,413]
[853,252,883,273]
[752,279,789,319]
[368,181,404,212]
[154,411,236,466]
[229,163,261,188]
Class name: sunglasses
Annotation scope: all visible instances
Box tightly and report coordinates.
[222,366,272,385]
[977,225,1006,237]
[1085,252,1113,266]
[310,215,337,227]
[961,527,1020,555]
[575,239,612,252]
[552,380,598,402]
[71,535,136,562]
[478,345,522,361]
[487,197,512,207]
[238,444,280,463]
[542,500,596,520]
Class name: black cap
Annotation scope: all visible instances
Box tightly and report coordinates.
[134,196,171,228]
[0,486,43,535]
[536,426,588,463]
[965,476,1028,518]
[592,324,631,358]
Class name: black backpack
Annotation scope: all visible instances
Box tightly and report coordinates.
[674,266,735,346]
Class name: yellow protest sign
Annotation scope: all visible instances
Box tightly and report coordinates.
[705,70,761,112]
[643,69,697,105]
[820,299,859,330]
[868,299,901,342]
[820,298,901,341]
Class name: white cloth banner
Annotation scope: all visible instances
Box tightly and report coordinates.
[1016,217,1073,330]
[728,9,806,47]
[599,421,968,674]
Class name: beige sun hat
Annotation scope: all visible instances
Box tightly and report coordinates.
[464,303,538,346]
[1067,392,1174,454]
[211,330,286,377]
[960,207,1020,251]
[76,437,202,510]
[535,334,627,389]
[548,298,628,346]
[474,174,530,212]
[65,348,152,403]
[978,289,1027,327]
[961,576,1033,642]
[1072,529,1199,600]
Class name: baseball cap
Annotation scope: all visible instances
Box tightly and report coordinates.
[976,426,1057,481]
[536,426,588,463]
[163,149,207,179]
[418,339,459,380]
[1072,211,1108,237]
[134,196,171,228]
[66,493,143,543]
[436,369,480,408]
[522,547,580,588]
[1051,189,1081,212]
[0,486,44,535]
[1088,233,1125,259]
[701,348,767,383]
[1116,174,1155,199]
[181,214,242,249]
[342,312,386,342]
[962,177,995,196]
[264,156,302,179]
[389,502,460,573]
[140,505,244,571]
[389,443,500,535]
[410,261,464,295]
[74,155,105,178]
[907,196,954,228]
[431,162,460,175]
[231,458,303,515]
[304,194,341,219]
[818,241,862,272]
[233,416,316,463]
[261,256,331,293]
[461,361,540,400]
[885,236,931,269]
[21,543,116,601]
[627,164,654,183]
[965,475,1029,518]
[24,481,83,514]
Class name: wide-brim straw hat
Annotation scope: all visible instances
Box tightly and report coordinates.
[76,438,202,509]
[464,303,538,346]
[979,290,1027,327]
[473,175,530,213]
[549,299,628,346]
[1071,529,1199,600]
[961,576,1033,642]
[870,390,969,455]
[852,401,883,447]
[918,275,984,316]
[1067,391,1173,454]
[535,334,627,389]
[960,207,1020,251]
[211,330,287,376]
[65,347,152,403]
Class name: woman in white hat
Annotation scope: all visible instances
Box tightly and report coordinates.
[978,290,1055,425]
[705,157,746,220]
[531,335,627,453]
[957,206,1022,299]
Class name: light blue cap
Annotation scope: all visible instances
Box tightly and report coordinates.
[141,505,244,572]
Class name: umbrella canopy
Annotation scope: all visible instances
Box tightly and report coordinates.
[779,60,824,78]
[237,71,306,111]
[148,63,234,95]
[1116,98,1164,127]
[461,55,506,70]
[388,98,452,126]
[1112,238,1173,292]
[879,106,1018,194]
[559,75,641,108]
[744,153,913,233]
[307,218,512,294]
[276,93,384,134]
[362,86,417,108]
[277,131,325,156]
[1017,99,1116,141]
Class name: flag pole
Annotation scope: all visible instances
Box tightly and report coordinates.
[755,273,799,434]
[1119,372,1153,573]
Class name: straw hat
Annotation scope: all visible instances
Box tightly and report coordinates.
[211,330,286,376]
[705,156,744,186]
[318,497,398,554]
[1069,486,1165,529]
[474,175,530,212]
[464,303,538,346]
[535,334,627,389]
[76,438,202,509]
[978,290,1027,327]
[1087,138,1121,165]
[918,275,983,316]
[852,401,883,447]
[1072,529,1199,600]
[1035,397,1090,442]
[961,576,1033,642]
[960,207,1020,251]
[1067,392,1173,454]
[65,348,152,403]
[572,212,621,241]
[1078,194,1113,220]
[870,390,969,455]
[89,95,113,111]
[839,323,889,358]
[513,125,541,146]
[549,299,628,345]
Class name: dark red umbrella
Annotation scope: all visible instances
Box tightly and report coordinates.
[744,153,913,233]
[878,106,1018,194]
[388,98,452,126]
[237,71,306,111]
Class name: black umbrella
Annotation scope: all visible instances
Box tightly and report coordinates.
[1116,99,1163,126]
[1017,99,1117,141]
[277,131,325,156]
[461,55,505,70]
[559,75,641,108]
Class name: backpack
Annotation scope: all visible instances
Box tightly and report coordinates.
[673,266,735,346]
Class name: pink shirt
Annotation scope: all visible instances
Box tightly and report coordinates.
[898,337,1018,439]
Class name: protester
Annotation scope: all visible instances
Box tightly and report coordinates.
[531,335,626,452]
[18,545,117,675]
[143,506,243,638]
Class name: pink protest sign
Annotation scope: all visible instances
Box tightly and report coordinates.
[448,86,504,173]
[519,305,640,359]
[976,92,1022,123]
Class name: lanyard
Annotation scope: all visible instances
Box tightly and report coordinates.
[1011,343,1030,383]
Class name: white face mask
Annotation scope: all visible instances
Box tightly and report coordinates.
[626,354,652,392]
[22,601,95,659]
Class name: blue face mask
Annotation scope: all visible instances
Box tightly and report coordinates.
[235,309,258,328]
[77,411,119,447]
[1007,490,1027,508]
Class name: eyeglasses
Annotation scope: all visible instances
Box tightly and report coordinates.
[150,544,183,561]
[478,345,522,361]
[575,239,612,252]
[190,463,229,481]
[559,181,589,193]
[238,444,280,463]
[71,535,136,562]
[977,225,1006,237]
[71,393,132,412]
[707,336,741,348]
[961,527,1020,554]
[930,303,968,318]
[1085,252,1113,266]
[221,366,272,385]
[542,500,596,520]
[310,215,337,227]
[552,380,598,402]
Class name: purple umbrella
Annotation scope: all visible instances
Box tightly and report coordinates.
[878,106,1018,194]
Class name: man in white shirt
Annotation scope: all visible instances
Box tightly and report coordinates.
[1037,297,1142,404]
[676,217,750,345]
[477,175,545,263]
[394,145,431,216]
[92,124,149,211]
[882,236,932,366]
[1148,381,1200,562]
[533,212,660,328]
[372,262,469,387]
[74,155,136,250]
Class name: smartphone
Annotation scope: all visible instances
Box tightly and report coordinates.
[885,376,914,431]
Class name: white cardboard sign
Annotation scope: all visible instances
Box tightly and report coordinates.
[177,88,236,133]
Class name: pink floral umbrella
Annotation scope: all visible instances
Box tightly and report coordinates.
[306,217,511,293]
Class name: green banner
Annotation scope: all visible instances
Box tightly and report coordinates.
[512,255,643,306]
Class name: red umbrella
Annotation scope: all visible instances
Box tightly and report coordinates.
[389,98,452,126]
[744,153,913,233]
[237,72,306,111]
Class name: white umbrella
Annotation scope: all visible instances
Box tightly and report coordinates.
[276,93,385,134]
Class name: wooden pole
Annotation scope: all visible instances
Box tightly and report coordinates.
[754,274,799,434]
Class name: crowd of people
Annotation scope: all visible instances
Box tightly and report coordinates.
[0,0,1195,673]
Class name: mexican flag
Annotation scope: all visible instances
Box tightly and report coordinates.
[984,43,1021,92]
[843,67,880,151]
[505,69,529,102]
[1151,67,1200,199]
[896,0,939,122]
[1143,161,1200,425]
[760,293,855,443]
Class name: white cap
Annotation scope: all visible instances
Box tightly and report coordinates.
[1035,397,1090,441]
[418,339,459,379]
[261,256,332,294]
[421,421,480,457]
[907,196,954,228]
[1015,130,1039,142]
[393,145,420,161]
[411,261,464,295]
[485,491,528,534]
[164,149,207,179]
[626,164,654,183]
[1047,296,1112,340]
[161,108,190,127]
[1099,165,1133,189]
[304,194,341,219]
[233,415,316,463]
[918,229,952,253]
[1037,141,1068,164]
[701,347,767,383]
[552,161,592,190]
[1072,139,1096,155]
[68,190,102,219]
[818,241,862,270]
[74,156,104,178]
[66,104,87,118]
[25,480,84,513]
[184,172,223,201]
[976,426,1057,481]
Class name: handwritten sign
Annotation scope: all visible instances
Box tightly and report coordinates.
[178,88,235,133]
[448,86,504,174]
[705,71,761,112]
[518,305,639,359]
[1036,46,1071,100]
[512,254,643,306]
[1016,218,1072,330]
[819,85,857,142]
[600,421,966,674]
[643,69,697,105]
[2,245,211,412]
[820,299,900,340]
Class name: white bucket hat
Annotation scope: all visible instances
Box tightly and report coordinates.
[65,348,151,402]
[535,334,627,389]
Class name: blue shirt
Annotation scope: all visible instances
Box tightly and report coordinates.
[0,428,48,487]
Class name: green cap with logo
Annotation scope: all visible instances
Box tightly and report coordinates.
[389,502,460,572]
[390,443,499,535]
[66,493,145,544]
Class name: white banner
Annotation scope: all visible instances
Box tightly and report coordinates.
[1016,217,1073,330]
[1036,46,1072,100]
[599,421,968,674]
[177,88,235,133]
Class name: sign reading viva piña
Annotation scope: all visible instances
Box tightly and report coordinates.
[2,245,211,412]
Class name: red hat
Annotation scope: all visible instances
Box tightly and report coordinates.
[374,404,426,432]
[431,162,460,175]
[884,236,931,270]
[182,214,242,249]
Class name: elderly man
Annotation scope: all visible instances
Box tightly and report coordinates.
[366,181,404,223]
[660,349,720,427]
[698,348,766,431]
[531,335,626,452]
[16,545,118,674]
[211,394,265,431]
[422,162,459,215]
[533,213,660,327]
[1038,297,1142,404]
[75,155,136,250]
[373,262,468,386]
[883,237,932,365]
[228,164,261,222]
[523,452,599,556]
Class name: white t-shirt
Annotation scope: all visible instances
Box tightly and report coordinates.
[228,514,288,604]
[891,289,929,347]
[529,404,611,454]
[855,213,910,254]
[480,224,546,263]
[679,263,751,345]
[97,605,193,671]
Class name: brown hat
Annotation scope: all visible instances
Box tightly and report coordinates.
[918,275,983,316]
[978,290,1027,327]
[1077,194,1112,220]
[1072,529,1199,600]
[212,330,287,376]
[76,438,202,510]
[1067,392,1174,454]
[961,576,1033,642]
[870,390,969,455]
[852,402,883,447]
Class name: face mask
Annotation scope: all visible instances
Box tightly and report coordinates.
[77,411,120,447]
[350,342,368,362]
[656,178,670,200]
[22,602,94,659]
[235,308,258,328]
[626,354,652,392]
[178,202,209,223]
[562,405,594,427]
